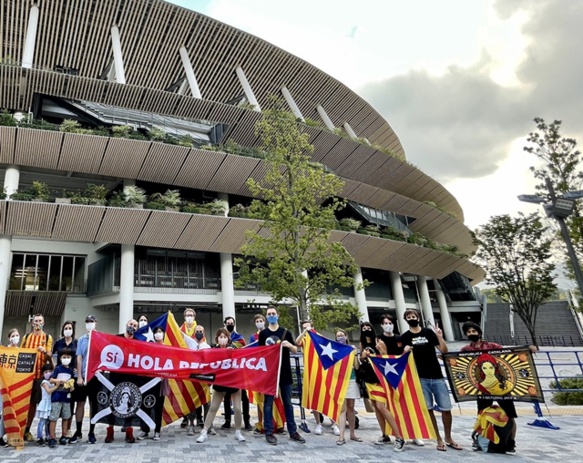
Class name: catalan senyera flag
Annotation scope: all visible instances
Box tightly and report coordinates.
[301,331,355,422]
[0,347,37,450]
[248,390,286,431]
[369,352,436,439]
[474,406,509,444]
[135,312,210,426]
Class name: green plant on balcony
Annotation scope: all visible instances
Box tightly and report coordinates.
[229,203,251,218]
[59,119,96,135]
[108,191,127,208]
[149,189,182,210]
[358,224,381,237]
[0,187,6,199]
[84,184,108,205]
[177,134,194,148]
[380,225,408,242]
[408,232,431,247]
[149,127,166,142]
[181,202,208,214]
[0,109,16,126]
[303,117,322,128]
[111,125,133,138]
[30,181,51,202]
[9,190,34,201]
[145,200,166,210]
[123,185,147,208]
[339,217,361,232]
[209,198,228,216]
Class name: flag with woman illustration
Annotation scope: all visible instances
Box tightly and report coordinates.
[443,347,544,402]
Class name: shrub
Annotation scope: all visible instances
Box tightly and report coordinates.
[550,376,583,405]
[0,110,17,126]
[10,191,34,201]
[339,218,361,231]
[112,125,133,138]
[108,191,128,207]
[145,201,166,210]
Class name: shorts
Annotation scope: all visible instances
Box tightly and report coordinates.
[31,378,43,405]
[420,378,452,411]
[477,398,517,418]
[49,402,72,421]
[72,377,98,403]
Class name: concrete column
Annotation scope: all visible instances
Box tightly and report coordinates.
[179,46,202,99]
[111,25,126,84]
[4,165,20,198]
[220,253,236,321]
[316,105,335,131]
[0,236,12,336]
[389,271,408,334]
[235,66,261,111]
[118,244,135,333]
[22,3,40,69]
[417,275,435,327]
[281,86,304,121]
[353,267,369,322]
[434,279,454,341]
[343,122,358,140]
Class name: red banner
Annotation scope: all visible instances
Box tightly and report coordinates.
[86,332,281,396]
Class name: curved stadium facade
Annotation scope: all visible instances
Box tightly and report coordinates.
[0,0,484,341]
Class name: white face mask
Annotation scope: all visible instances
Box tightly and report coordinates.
[154,332,164,341]
[218,337,228,346]
[61,357,71,366]
[63,329,73,338]
[10,336,20,346]
[85,322,96,332]
[255,322,265,330]
[185,316,195,324]
[139,320,148,328]
[382,324,394,334]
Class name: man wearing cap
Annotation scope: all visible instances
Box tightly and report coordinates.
[76,314,99,443]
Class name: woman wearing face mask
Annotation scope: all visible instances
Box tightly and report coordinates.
[137,315,149,330]
[52,321,78,439]
[335,329,361,445]
[197,328,245,444]
[7,328,21,348]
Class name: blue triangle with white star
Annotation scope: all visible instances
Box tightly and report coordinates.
[369,352,410,389]
[134,313,168,342]
[309,331,354,370]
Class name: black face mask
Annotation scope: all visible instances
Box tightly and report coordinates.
[468,334,481,343]
[406,319,419,328]
[226,325,235,333]
[195,332,204,340]
[126,326,136,336]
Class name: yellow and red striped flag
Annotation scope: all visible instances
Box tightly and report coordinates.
[301,331,355,422]
[369,352,436,439]
[248,390,286,431]
[0,347,37,449]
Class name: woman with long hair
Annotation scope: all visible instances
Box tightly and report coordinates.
[475,354,512,396]
[335,329,361,445]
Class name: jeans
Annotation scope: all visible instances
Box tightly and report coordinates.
[36,418,49,439]
[264,383,296,436]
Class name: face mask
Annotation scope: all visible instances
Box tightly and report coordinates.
[382,324,394,334]
[195,332,204,341]
[85,322,96,332]
[63,329,73,338]
[33,322,43,331]
[154,332,164,341]
[406,319,419,328]
[139,320,148,328]
[61,357,71,366]
[10,336,20,345]
[185,316,194,324]
[336,336,346,344]
[468,334,481,343]
[126,325,136,336]
[44,372,52,380]
[218,337,228,346]
[226,325,235,333]
[255,322,265,330]
[266,315,278,325]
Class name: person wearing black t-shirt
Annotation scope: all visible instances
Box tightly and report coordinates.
[400,309,462,452]
[258,306,305,446]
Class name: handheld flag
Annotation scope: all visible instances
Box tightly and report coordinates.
[301,331,355,422]
[369,352,436,439]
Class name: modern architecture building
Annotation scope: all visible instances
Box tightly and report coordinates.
[0,0,484,341]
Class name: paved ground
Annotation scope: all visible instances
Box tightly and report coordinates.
[2,404,580,463]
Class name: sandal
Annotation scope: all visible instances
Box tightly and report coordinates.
[350,436,362,442]
[336,439,346,446]
[446,441,463,450]
[437,442,447,451]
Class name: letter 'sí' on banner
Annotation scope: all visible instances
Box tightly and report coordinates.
[443,346,544,403]
[0,347,37,449]
[86,331,280,396]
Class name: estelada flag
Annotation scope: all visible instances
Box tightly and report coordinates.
[301,331,355,422]
[248,390,286,431]
[0,347,37,449]
[369,352,436,439]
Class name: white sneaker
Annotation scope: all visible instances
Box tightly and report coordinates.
[412,438,425,446]
[234,430,246,442]
[187,426,195,436]
[152,432,160,441]
[138,432,149,440]
[332,424,340,436]
[196,430,208,443]
[314,424,323,435]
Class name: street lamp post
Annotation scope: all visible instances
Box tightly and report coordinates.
[518,177,583,297]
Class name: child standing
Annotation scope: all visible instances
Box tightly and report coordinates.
[48,348,75,448]
[36,364,58,446]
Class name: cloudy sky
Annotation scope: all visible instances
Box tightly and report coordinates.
[169,0,582,229]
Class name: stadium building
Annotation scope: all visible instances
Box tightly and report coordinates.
[0,0,484,341]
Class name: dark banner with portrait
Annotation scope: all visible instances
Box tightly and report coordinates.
[443,346,544,403]
[90,372,162,428]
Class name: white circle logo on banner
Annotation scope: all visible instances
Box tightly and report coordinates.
[100,345,124,370]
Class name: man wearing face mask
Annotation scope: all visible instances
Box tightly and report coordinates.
[376,314,404,356]
[249,314,265,344]
[21,313,53,442]
[76,315,99,443]
[258,306,305,445]
[400,309,462,452]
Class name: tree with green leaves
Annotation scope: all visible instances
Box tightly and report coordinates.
[474,213,556,346]
[524,117,583,261]
[234,102,363,331]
